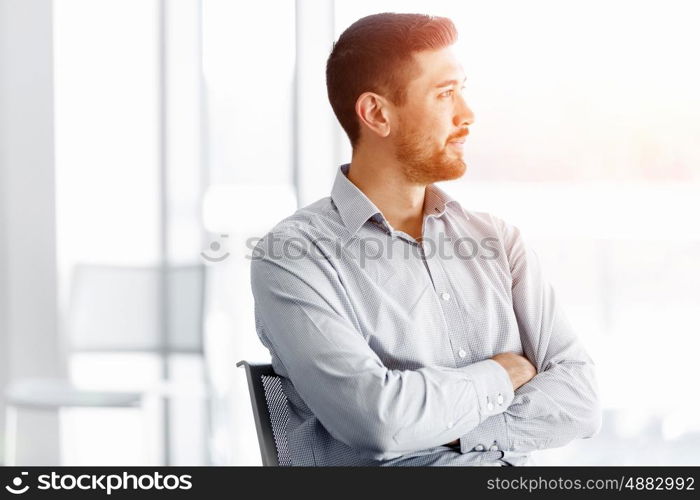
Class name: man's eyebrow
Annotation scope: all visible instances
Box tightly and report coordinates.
[434,76,468,88]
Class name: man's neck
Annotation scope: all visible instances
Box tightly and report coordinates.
[347,149,427,240]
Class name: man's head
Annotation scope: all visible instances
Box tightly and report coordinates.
[326,13,475,184]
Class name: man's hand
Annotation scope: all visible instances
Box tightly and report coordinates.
[491,352,537,390]
[444,354,537,448]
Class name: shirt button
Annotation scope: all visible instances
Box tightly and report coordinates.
[447,421,454,429]
[497,393,504,405]
[487,402,494,411]
[489,445,499,451]
[440,292,451,301]
[458,349,467,358]
[474,444,485,451]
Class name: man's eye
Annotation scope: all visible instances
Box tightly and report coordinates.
[439,89,454,98]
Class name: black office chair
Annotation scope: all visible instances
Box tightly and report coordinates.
[236,361,292,466]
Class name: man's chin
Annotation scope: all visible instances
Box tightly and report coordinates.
[434,160,467,182]
[399,148,468,184]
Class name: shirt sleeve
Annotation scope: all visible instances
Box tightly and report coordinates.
[250,228,515,461]
[458,218,602,454]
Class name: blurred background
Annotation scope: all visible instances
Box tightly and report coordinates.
[0,0,699,466]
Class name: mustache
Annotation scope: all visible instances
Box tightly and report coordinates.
[448,129,469,141]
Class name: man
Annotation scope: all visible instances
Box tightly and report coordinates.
[250,12,601,466]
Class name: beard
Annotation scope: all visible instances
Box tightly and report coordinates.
[394,122,467,185]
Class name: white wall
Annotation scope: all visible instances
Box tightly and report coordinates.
[0,0,62,464]
[294,0,339,207]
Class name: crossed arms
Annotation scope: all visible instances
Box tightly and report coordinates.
[250,219,601,461]
[451,219,602,455]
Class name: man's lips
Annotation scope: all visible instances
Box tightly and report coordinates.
[448,140,466,151]
[448,129,469,144]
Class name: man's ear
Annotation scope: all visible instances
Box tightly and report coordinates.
[355,92,392,140]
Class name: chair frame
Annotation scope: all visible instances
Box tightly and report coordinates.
[236,361,280,466]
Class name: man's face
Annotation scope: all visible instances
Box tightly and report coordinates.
[391,46,474,185]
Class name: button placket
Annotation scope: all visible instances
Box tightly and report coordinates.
[424,223,484,365]
[421,219,478,367]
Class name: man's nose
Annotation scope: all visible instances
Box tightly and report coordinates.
[454,94,475,127]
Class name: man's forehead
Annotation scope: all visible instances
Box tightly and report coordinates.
[410,47,466,89]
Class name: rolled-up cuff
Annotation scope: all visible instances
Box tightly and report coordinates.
[459,412,510,454]
[467,359,515,421]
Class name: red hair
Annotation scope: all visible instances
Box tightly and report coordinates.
[326,13,458,148]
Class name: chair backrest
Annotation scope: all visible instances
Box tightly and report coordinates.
[236,361,292,466]
[67,263,205,354]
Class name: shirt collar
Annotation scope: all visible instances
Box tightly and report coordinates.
[330,163,469,237]
[424,182,470,221]
[331,164,384,237]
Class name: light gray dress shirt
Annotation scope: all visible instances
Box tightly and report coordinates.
[250,163,601,466]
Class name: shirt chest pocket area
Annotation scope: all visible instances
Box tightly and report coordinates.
[451,258,522,356]
[347,261,452,366]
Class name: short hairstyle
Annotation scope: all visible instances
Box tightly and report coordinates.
[326,13,458,148]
